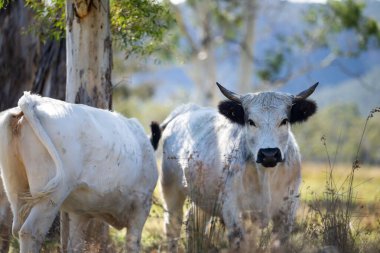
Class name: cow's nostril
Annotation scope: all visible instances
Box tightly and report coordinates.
[256,148,282,167]
[261,148,279,158]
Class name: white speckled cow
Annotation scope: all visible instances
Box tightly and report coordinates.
[150,82,318,251]
[0,92,158,253]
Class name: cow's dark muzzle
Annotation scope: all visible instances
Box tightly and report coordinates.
[256,148,283,167]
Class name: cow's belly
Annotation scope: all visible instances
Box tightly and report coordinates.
[61,181,152,228]
[75,146,144,194]
[62,187,129,213]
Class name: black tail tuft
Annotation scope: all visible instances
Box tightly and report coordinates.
[150,121,162,150]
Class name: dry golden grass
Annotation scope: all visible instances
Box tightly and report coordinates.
[139,162,380,253]
[301,162,380,203]
[6,162,380,252]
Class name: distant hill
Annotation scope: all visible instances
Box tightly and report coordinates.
[313,66,380,115]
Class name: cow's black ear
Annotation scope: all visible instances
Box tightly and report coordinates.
[218,100,245,125]
[290,99,317,124]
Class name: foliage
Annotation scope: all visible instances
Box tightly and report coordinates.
[259,0,380,83]
[25,0,66,42]
[0,0,9,9]
[257,49,287,83]
[110,0,175,57]
[151,0,249,61]
[0,0,175,56]
[112,85,173,130]
[300,0,380,56]
[294,104,380,164]
[155,0,380,86]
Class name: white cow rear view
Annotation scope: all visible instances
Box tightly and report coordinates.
[0,92,158,253]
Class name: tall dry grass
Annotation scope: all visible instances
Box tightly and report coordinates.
[180,107,380,253]
[4,109,380,252]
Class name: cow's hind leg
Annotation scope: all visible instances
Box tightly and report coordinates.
[66,213,110,253]
[0,179,12,253]
[185,205,213,252]
[18,189,67,253]
[161,183,186,252]
[125,195,153,253]
[0,152,30,238]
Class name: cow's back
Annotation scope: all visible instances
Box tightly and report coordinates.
[0,93,158,251]
[161,105,246,211]
[5,94,157,224]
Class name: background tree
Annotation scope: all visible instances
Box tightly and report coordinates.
[268,0,380,88]
[0,1,66,251]
[156,0,380,105]
[0,0,173,252]
[61,0,112,251]
[0,0,66,110]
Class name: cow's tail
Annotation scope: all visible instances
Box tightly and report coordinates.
[150,121,162,150]
[17,92,64,200]
[149,104,201,151]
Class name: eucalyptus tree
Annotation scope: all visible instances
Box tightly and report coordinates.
[0,0,173,252]
[162,0,380,105]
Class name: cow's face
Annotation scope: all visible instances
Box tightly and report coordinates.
[217,82,318,168]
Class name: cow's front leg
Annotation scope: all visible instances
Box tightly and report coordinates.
[222,201,245,251]
[272,190,300,243]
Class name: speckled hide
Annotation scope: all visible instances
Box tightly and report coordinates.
[156,83,318,251]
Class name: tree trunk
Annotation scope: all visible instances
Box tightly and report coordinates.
[0,1,66,252]
[32,38,67,100]
[0,0,40,111]
[0,3,32,249]
[63,0,112,252]
[187,1,218,106]
[238,0,256,93]
[65,0,112,109]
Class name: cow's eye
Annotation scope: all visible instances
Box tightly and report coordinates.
[248,119,256,127]
[280,118,288,126]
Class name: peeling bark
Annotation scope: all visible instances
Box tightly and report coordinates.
[66,0,112,109]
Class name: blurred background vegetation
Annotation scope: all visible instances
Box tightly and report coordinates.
[1,0,380,252]
[110,0,380,166]
[1,0,379,165]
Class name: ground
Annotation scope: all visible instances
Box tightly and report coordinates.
[138,162,380,253]
[6,162,380,252]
